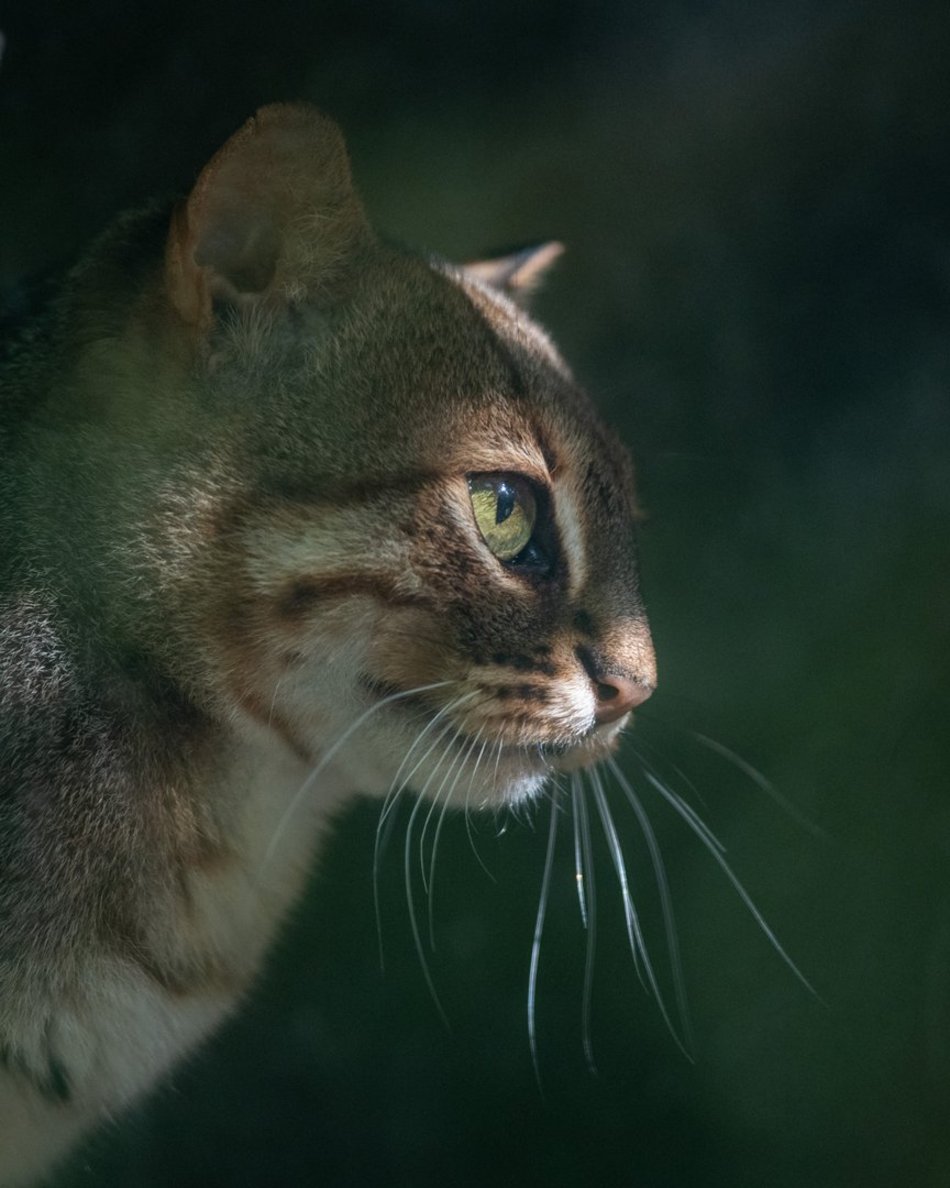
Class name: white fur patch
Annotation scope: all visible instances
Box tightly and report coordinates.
[552,481,588,600]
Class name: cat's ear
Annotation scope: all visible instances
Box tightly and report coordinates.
[165,104,372,329]
[463,242,564,306]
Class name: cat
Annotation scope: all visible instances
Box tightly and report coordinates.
[0,103,656,1186]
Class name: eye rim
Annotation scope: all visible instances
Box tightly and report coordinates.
[466,471,554,576]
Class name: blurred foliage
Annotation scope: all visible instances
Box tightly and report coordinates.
[2,1,949,1184]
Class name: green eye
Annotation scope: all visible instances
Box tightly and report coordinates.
[468,473,537,561]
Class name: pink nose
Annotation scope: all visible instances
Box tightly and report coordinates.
[593,674,653,725]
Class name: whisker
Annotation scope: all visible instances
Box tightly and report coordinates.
[262,678,456,876]
[403,740,461,1027]
[605,758,693,1052]
[375,689,480,857]
[266,674,285,729]
[427,730,487,948]
[630,730,710,811]
[464,734,491,812]
[613,755,817,995]
[462,739,502,884]
[640,712,825,839]
[373,789,406,971]
[589,767,689,1056]
[419,729,472,894]
[374,692,476,969]
[589,767,644,987]
[425,783,458,951]
[375,721,452,872]
[571,773,589,930]
[572,772,598,1073]
[689,730,827,840]
[491,734,504,793]
[641,767,727,856]
[459,732,490,837]
[377,691,478,836]
[627,740,726,853]
[528,783,561,1089]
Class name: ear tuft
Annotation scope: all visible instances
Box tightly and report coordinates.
[166,104,373,329]
[464,242,565,306]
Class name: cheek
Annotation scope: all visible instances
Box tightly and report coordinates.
[365,608,466,690]
[206,526,404,719]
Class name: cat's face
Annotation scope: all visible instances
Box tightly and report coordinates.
[193,262,655,807]
[157,106,655,808]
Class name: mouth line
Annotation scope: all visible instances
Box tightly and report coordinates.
[358,673,604,767]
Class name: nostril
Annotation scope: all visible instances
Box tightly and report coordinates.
[575,645,654,725]
[593,674,653,725]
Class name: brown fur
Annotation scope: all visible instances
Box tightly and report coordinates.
[0,104,655,1184]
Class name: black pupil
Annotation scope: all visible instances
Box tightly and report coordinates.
[495,482,516,525]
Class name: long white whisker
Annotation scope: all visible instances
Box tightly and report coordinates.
[618,756,817,994]
[641,769,727,855]
[690,730,827,839]
[572,773,589,930]
[266,674,285,729]
[375,693,478,874]
[374,692,475,969]
[262,679,455,876]
[627,743,726,854]
[462,739,501,884]
[491,733,504,793]
[427,730,486,949]
[376,720,454,868]
[389,691,475,801]
[589,767,689,1056]
[589,767,644,985]
[425,780,459,951]
[631,731,710,810]
[573,773,598,1073]
[404,741,459,1027]
[528,784,560,1089]
[419,727,476,894]
[373,791,405,972]
[606,758,693,1052]
[460,733,490,824]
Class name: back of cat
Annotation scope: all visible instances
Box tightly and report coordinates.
[0,105,654,1185]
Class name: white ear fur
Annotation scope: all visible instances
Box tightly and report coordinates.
[165,104,373,329]
[463,241,564,304]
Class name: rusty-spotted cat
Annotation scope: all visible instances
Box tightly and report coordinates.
[0,104,658,1185]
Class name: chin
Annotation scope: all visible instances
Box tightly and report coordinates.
[495,769,550,806]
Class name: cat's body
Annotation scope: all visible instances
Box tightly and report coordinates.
[0,106,655,1185]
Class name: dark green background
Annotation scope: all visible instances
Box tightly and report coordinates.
[2,2,949,1184]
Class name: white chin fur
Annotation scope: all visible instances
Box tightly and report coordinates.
[311,714,551,809]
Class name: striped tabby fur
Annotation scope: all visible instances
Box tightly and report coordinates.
[0,105,654,1184]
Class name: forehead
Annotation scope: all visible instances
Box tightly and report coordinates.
[333,254,629,472]
[445,265,572,379]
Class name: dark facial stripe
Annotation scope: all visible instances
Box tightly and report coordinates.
[276,574,426,619]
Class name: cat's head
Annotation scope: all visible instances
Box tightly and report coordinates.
[150,105,655,807]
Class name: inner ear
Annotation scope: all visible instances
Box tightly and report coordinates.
[463,241,564,306]
[166,103,373,329]
[194,218,281,298]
